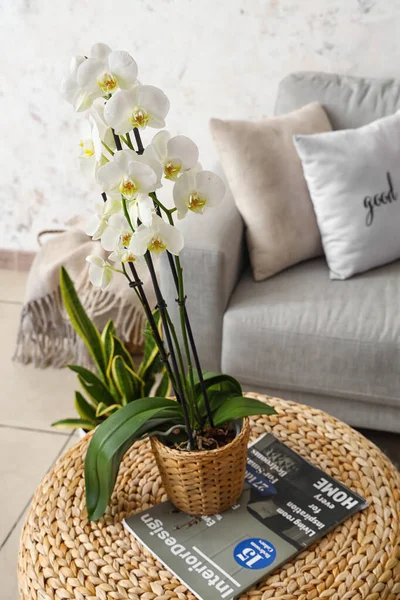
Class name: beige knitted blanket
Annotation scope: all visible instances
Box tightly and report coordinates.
[14,229,157,368]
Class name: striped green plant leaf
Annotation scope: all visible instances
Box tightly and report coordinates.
[74,391,96,423]
[68,365,116,407]
[138,310,166,396]
[153,370,171,398]
[52,418,95,430]
[111,355,144,404]
[60,266,107,376]
[95,402,107,417]
[96,404,121,418]
[101,320,115,369]
[112,334,136,371]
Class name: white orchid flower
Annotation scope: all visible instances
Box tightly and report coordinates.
[128,198,155,230]
[173,170,225,219]
[144,131,199,181]
[96,149,157,226]
[129,214,183,256]
[104,85,170,134]
[60,56,94,112]
[109,243,144,265]
[86,255,113,289]
[84,198,121,240]
[97,149,157,199]
[77,116,103,176]
[100,212,133,251]
[89,100,117,152]
[77,43,138,98]
[77,103,116,175]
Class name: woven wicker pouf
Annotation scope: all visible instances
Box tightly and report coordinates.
[18,394,400,600]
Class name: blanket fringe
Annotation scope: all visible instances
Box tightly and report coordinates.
[13,283,147,369]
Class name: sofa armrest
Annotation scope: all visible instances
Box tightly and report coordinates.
[160,188,245,372]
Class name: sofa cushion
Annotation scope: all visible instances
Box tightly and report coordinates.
[210,103,331,281]
[222,258,400,407]
[274,71,400,130]
[294,113,400,280]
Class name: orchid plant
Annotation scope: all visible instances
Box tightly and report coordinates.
[61,43,275,521]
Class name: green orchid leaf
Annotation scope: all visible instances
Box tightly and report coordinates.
[111,355,144,404]
[86,400,183,521]
[85,397,183,521]
[197,390,230,423]
[193,370,221,385]
[60,267,107,376]
[195,372,242,397]
[101,320,115,368]
[74,391,96,423]
[68,364,116,407]
[212,396,276,427]
[51,418,95,430]
[112,335,136,371]
[208,390,233,412]
[196,373,243,418]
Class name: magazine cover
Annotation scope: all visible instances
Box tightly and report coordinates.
[124,434,368,600]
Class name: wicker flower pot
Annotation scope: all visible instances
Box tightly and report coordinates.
[150,418,250,515]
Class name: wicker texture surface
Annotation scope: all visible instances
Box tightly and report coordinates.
[18,394,400,600]
[151,417,250,515]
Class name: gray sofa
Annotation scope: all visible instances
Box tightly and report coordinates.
[160,71,400,433]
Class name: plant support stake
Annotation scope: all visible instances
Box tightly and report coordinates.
[167,251,214,428]
[126,261,179,394]
[146,190,214,427]
[100,190,178,398]
[112,129,123,151]
[145,250,195,449]
[134,127,144,155]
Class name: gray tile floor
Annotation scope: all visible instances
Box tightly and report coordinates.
[1,268,399,598]
[0,270,78,598]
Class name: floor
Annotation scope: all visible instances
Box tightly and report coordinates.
[0,269,79,599]
[1,269,399,599]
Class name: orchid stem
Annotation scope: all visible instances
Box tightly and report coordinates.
[121,262,143,305]
[144,250,195,449]
[100,132,196,447]
[126,132,134,151]
[112,130,122,151]
[149,189,214,428]
[134,128,144,155]
[150,193,171,215]
[173,253,214,428]
[164,309,192,420]
[121,197,135,232]
[101,141,114,156]
[126,260,179,397]
[101,188,178,400]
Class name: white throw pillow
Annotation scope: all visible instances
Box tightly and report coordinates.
[294,112,400,280]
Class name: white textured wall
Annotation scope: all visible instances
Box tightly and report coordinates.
[1,0,399,250]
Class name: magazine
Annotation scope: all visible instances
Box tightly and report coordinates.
[123,433,367,600]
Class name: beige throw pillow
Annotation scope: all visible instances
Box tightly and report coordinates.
[210,103,332,281]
